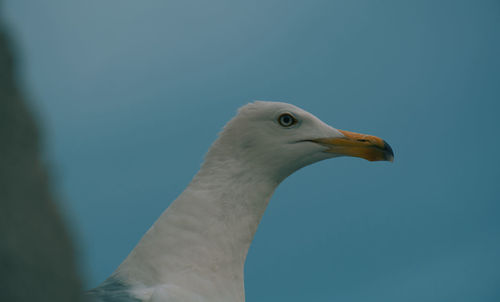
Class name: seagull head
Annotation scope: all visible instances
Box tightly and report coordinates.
[205,101,394,182]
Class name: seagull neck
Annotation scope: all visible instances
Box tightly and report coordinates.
[185,158,279,257]
[118,157,279,298]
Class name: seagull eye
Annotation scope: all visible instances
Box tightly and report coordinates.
[278,113,297,127]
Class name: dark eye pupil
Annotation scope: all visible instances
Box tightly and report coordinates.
[279,114,295,127]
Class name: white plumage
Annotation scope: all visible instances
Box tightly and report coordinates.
[87,101,393,302]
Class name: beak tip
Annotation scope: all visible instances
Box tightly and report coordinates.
[383,140,394,162]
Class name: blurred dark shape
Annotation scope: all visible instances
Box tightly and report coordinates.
[0,4,84,302]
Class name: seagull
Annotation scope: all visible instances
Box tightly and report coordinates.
[86,101,394,302]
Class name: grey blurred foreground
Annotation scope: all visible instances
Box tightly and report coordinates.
[0,6,83,302]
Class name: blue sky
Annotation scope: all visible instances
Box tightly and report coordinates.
[3,0,500,301]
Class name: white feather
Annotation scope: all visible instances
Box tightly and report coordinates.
[105,101,343,302]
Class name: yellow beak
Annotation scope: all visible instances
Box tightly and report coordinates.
[311,129,394,162]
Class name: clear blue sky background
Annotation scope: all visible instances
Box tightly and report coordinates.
[3,1,500,301]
